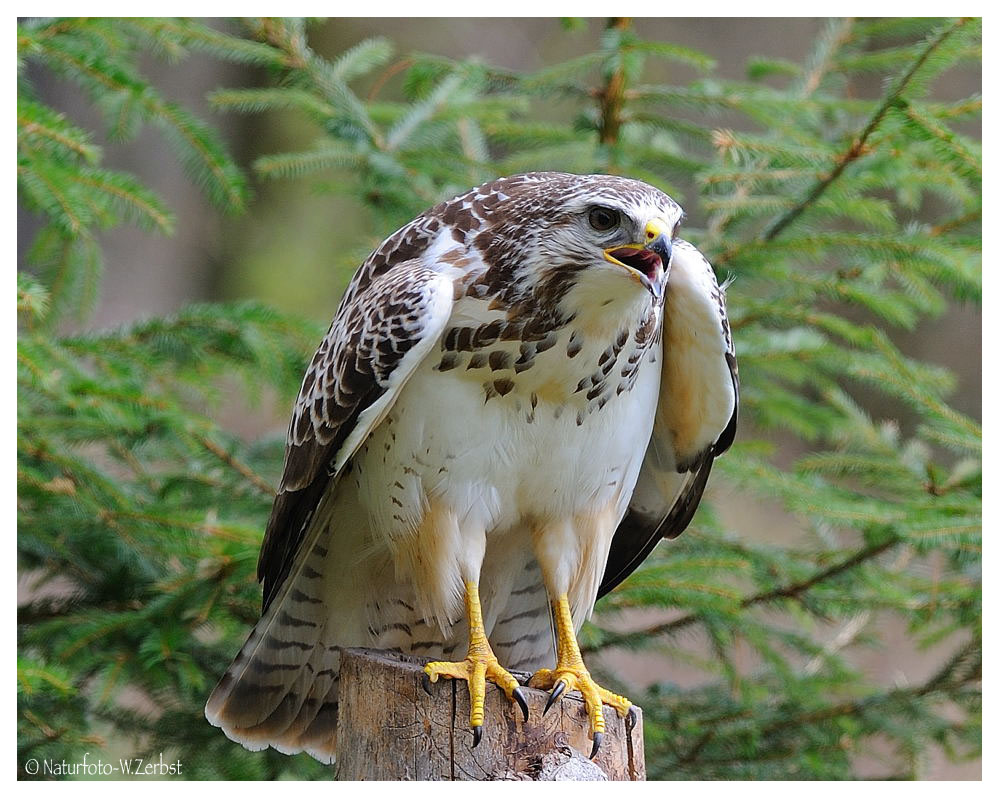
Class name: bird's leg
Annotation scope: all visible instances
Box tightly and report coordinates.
[528,595,632,758]
[423,581,528,746]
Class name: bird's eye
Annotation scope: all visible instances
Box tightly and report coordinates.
[587,206,620,232]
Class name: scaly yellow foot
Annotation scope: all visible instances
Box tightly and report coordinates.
[422,582,528,746]
[528,595,633,758]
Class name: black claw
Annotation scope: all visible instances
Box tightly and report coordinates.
[421,672,433,697]
[543,681,566,715]
[472,725,482,748]
[626,705,638,732]
[590,731,604,760]
[512,687,529,723]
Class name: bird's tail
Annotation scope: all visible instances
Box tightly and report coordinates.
[204,521,342,764]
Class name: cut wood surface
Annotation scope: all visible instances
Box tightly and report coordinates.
[335,647,645,781]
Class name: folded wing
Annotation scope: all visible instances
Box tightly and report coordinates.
[598,239,738,598]
[205,256,454,762]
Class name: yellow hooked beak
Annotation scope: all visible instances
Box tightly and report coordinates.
[602,218,672,298]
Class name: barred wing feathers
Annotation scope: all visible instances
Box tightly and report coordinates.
[598,239,739,598]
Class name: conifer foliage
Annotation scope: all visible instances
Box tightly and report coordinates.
[18,18,981,780]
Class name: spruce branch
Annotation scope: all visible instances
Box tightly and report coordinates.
[794,18,855,98]
[757,17,969,243]
[20,25,248,214]
[195,434,276,498]
[667,637,980,772]
[367,57,414,101]
[590,536,901,650]
[596,17,632,149]
[929,208,981,236]
[761,637,979,738]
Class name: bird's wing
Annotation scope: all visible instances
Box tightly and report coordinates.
[257,258,454,611]
[598,239,738,599]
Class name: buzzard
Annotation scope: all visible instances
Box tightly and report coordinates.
[206,172,738,762]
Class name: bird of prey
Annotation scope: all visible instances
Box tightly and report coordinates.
[206,172,738,763]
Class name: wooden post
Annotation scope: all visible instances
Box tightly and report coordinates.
[335,648,645,781]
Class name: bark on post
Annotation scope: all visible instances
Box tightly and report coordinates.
[335,647,645,781]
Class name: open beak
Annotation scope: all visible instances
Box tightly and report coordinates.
[602,219,672,299]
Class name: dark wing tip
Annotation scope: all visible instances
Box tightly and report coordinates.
[258,484,323,612]
[713,351,739,457]
[597,457,715,600]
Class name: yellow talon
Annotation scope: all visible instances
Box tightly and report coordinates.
[528,595,632,755]
[423,582,528,744]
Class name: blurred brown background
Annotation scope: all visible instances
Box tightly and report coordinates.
[18,18,981,779]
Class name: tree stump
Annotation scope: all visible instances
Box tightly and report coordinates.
[335,648,645,781]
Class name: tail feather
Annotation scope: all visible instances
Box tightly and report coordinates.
[295,697,340,763]
[270,646,341,760]
[205,521,342,762]
[487,557,555,674]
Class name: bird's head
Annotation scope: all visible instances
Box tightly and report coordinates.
[461,173,682,315]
